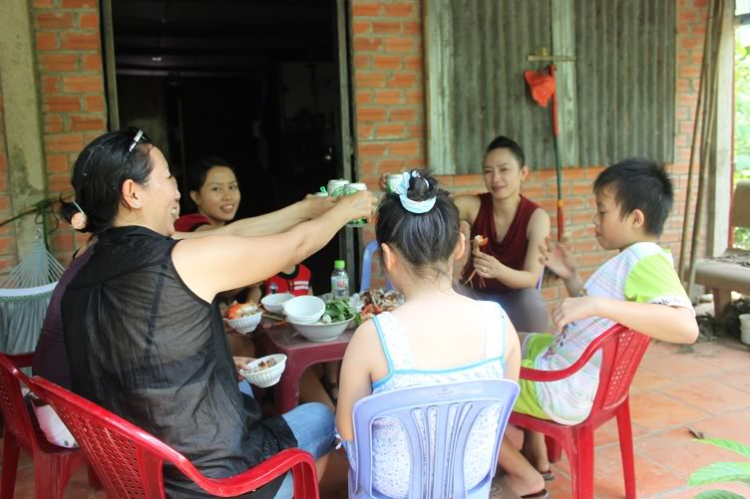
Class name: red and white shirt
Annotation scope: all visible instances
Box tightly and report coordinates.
[265,264,312,297]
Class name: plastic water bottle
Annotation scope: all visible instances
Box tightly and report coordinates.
[331,260,349,299]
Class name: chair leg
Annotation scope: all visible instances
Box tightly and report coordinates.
[1,432,20,499]
[617,403,637,499]
[33,453,72,499]
[570,426,595,499]
[545,435,562,463]
[292,460,320,499]
[87,465,102,490]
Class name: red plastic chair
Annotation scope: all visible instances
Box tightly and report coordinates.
[0,352,91,498]
[509,324,651,499]
[24,375,320,498]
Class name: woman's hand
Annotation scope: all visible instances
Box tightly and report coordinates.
[550,297,598,331]
[233,356,255,381]
[539,236,577,280]
[472,249,503,280]
[378,173,388,191]
[336,190,377,221]
[302,194,338,219]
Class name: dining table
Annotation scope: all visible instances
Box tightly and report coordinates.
[253,318,353,414]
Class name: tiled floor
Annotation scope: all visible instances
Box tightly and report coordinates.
[3,337,750,498]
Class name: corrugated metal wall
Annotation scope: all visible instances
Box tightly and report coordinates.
[574,0,675,167]
[426,0,675,173]
[427,0,555,174]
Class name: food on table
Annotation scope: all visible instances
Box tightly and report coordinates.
[246,357,277,374]
[357,288,405,323]
[226,301,261,320]
[361,287,405,310]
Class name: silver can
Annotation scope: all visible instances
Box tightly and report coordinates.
[385,174,403,194]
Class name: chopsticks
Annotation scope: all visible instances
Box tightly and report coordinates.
[262,312,288,328]
[263,312,285,321]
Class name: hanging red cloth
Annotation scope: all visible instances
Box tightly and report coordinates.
[524,68,556,108]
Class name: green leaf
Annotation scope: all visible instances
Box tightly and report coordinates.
[325,299,355,322]
[696,440,750,460]
[693,490,747,499]
[688,462,750,487]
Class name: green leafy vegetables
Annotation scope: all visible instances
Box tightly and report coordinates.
[324,299,356,323]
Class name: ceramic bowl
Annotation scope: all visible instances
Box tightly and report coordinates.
[261,293,294,314]
[289,318,353,343]
[224,312,262,335]
[239,354,287,388]
[283,296,325,325]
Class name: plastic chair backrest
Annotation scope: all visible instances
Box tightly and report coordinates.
[350,379,520,498]
[25,376,318,498]
[0,354,37,451]
[591,325,651,415]
[535,268,544,290]
[360,240,392,292]
[25,376,189,497]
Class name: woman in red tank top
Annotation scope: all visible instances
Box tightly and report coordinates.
[454,136,551,333]
[174,156,241,232]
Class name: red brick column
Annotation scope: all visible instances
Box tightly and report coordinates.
[670,0,710,266]
[351,1,425,191]
[32,0,107,263]
[0,90,17,274]
[350,0,425,276]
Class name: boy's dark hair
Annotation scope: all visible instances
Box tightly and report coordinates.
[61,128,154,234]
[593,158,674,236]
[375,169,460,279]
[486,135,525,167]
[187,156,236,193]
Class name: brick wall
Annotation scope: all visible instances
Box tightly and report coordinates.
[0,89,18,274]
[33,0,107,264]
[0,0,711,285]
[350,0,709,299]
[352,1,425,189]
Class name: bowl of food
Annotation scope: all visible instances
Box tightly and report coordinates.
[290,298,357,342]
[261,293,294,314]
[290,318,354,343]
[224,302,262,335]
[239,354,286,388]
[283,296,326,325]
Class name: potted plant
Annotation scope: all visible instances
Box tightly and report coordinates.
[688,438,750,498]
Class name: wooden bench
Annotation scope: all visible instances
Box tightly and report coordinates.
[695,180,750,317]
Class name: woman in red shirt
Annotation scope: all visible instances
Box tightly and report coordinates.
[454,136,551,333]
[174,156,240,232]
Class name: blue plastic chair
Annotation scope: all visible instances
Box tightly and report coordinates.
[536,267,545,290]
[360,240,392,292]
[347,379,520,498]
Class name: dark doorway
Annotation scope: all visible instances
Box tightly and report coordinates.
[109,0,354,294]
